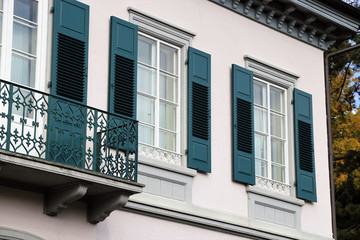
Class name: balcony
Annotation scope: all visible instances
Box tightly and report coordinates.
[0,79,143,223]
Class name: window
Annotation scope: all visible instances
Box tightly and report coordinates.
[137,33,181,153]
[0,0,46,89]
[254,79,288,184]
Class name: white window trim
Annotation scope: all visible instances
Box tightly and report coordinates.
[244,55,299,197]
[129,7,195,170]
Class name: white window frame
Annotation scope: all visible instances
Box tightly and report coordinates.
[137,32,181,154]
[129,7,195,169]
[254,77,289,185]
[0,0,48,92]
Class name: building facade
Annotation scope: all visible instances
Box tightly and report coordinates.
[1,0,360,239]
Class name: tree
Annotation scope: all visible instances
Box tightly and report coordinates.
[327,10,360,239]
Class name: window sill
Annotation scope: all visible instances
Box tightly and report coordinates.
[247,185,304,206]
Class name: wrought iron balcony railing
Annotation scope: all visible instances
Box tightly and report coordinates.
[0,79,138,182]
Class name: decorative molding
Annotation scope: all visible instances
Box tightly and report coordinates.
[277,15,286,29]
[232,0,240,9]
[309,29,317,42]
[139,143,182,166]
[305,14,317,24]
[298,24,307,38]
[44,182,89,216]
[284,4,296,14]
[220,0,226,3]
[255,176,291,196]
[244,0,253,15]
[88,192,131,224]
[0,227,46,240]
[266,10,275,25]
[287,19,296,34]
[319,33,327,47]
[255,5,265,20]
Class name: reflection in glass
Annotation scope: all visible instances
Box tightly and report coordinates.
[254,80,267,107]
[160,43,177,74]
[160,73,177,102]
[159,130,176,151]
[137,95,154,125]
[160,102,176,131]
[254,107,267,133]
[270,113,284,138]
[14,0,38,22]
[270,86,284,113]
[255,133,267,159]
[138,64,156,96]
[11,53,35,87]
[271,138,284,164]
[272,165,285,182]
[139,124,154,146]
[13,20,37,54]
[256,159,267,178]
[138,35,156,66]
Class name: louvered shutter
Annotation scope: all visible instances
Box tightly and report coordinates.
[188,47,211,172]
[232,64,255,184]
[51,0,89,104]
[294,88,317,202]
[108,16,138,120]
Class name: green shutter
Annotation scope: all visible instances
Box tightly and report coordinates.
[294,88,317,202]
[108,16,138,120]
[51,0,89,104]
[232,64,255,184]
[48,0,89,167]
[188,47,211,172]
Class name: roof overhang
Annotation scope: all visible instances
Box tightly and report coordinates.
[209,0,360,50]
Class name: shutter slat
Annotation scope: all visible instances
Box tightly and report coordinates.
[232,64,255,185]
[294,88,317,202]
[187,47,211,173]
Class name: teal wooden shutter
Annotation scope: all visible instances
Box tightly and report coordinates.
[48,0,89,167]
[232,64,255,184]
[294,89,317,202]
[188,47,211,172]
[108,16,138,120]
[51,0,89,104]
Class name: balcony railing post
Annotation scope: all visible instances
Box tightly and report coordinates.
[5,83,14,151]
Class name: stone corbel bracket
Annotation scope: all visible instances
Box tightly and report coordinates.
[44,182,90,216]
[87,191,131,224]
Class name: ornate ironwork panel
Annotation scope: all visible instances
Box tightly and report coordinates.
[0,79,138,182]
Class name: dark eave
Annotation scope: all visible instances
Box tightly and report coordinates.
[209,0,360,50]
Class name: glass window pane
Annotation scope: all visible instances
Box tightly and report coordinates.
[13,20,37,54]
[14,0,38,22]
[11,53,35,87]
[270,113,285,138]
[271,138,284,164]
[272,165,285,182]
[270,86,284,113]
[254,106,267,133]
[138,65,156,96]
[256,159,267,178]
[160,43,177,74]
[254,80,267,107]
[159,102,176,131]
[255,133,267,159]
[139,124,154,146]
[138,35,156,67]
[160,73,177,102]
[0,12,3,44]
[0,0,3,9]
[137,95,154,125]
[159,130,176,151]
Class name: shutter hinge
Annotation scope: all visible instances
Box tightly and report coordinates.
[48,81,52,88]
[291,100,294,104]
[50,7,54,13]
[185,59,189,65]
[185,149,188,155]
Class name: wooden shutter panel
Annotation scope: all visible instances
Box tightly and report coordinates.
[51,0,89,104]
[188,47,211,172]
[232,64,255,184]
[108,16,138,120]
[294,88,317,202]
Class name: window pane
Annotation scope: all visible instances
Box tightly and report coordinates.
[272,165,285,182]
[139,124,154,145]
[271,138,284,164]
[160,43,177,74]
[14,0,38,23]
[138,35,156,67]
[254,80,267,107]
[160,73,177,103]
[138,65,156,96]
[256,159,267,178]
[0,0,3,9]
[0,12,3,44]
[137,95,154,125]
[11,53,35,87]
[159,130,176,151]
[270,113,285,138]
[254,106,267,133]
[13,20,37,54]
[159,102,176,131]
[270,86,284,113]
[255,133,267,159]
